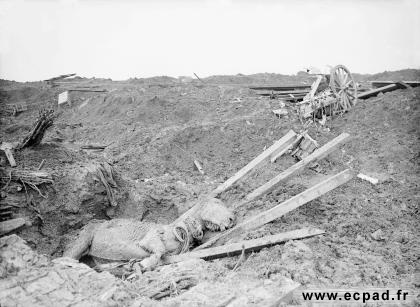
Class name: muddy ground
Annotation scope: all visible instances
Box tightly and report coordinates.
[0,70,419,306]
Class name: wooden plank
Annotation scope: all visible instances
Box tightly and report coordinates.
[243,133,349,204]
[210,130,297,197]
[0,217,26,235]
[250,85,312,91]
[370,81,420,88]
[309,75,323,99]
[357,84,398,99]
[270,134,303,163]
[196,169,353,249]
[163,228,325,264]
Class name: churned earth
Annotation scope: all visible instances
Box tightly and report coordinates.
[0,69,419,306]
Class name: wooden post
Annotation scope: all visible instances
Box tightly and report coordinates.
[196,169,353,249]
[243,132,349,205]
[0,218,27,236]
[163,228,325,264]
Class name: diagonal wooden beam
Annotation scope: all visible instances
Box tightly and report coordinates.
[163,228,325,264]
[210,130,297,198]
[242,132,350,206]
[196,169,353,250]
[172,130,298,225]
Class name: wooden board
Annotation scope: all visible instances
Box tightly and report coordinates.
[210,130,297,197]
[243,132,349,204]
[163,228,325,264]
[250,85,312,91]
[357,84,398,99]
[196,169,353,249]
[370,81,420,88]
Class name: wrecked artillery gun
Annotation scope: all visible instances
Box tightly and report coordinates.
[299,65,358,119]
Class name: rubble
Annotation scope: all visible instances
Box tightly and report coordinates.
[18,109,55,149]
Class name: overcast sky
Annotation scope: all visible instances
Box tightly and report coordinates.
[0,0,419,81]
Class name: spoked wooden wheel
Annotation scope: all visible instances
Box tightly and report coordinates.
[329,65,358,111]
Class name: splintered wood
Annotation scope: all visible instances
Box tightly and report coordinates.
[19,110,54,149]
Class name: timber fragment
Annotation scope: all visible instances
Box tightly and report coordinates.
[18,109,55,149]
[163,228,325,264]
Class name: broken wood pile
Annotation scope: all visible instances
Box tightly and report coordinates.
[0,168,53,197]
[2,102,27,116]
[86,162,118,207]
[18,109,55,149]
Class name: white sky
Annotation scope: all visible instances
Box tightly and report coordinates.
[0,0,419,81]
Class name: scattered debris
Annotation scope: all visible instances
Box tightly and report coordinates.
[0,168,53,197]
[81,144,107,150]
[357,173,379,185]
[164,228,325,264]
[37,159,46,170]
[272,108,288,118]
[18,109,55,149]
[193,73,205,83]
[3,102,28,116]
[291,132,319,160]
[370,229,385,241]
[0,142,18,167]
[193,160,205,175]
[86,162,118,207]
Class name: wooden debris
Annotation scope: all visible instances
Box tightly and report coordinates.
[357,84,398,99]
[193,73,205,83]
[250,85,311,91]
[243,133,349,205]
[370,81,420,88]
[0,142,17,167]
[18,110,55,149]
[193,160,205,175]
[0,168,53,197]
[0,217,27,236]
[81,145,107,150]
[86,162,118,207]
[196,169,353,249]
[357,173,379,185]
[37,159,46,170]
[291,132,319,160]
[210,130,297,197]
[270,134,303,163]
[44,73,76,82]
[163,228,325,264]
[68,88,107,92]
[58,91,69,105]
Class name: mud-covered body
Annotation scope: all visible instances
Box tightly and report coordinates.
[64,198,235,271]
